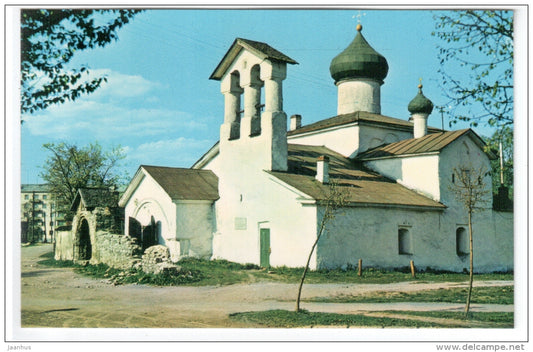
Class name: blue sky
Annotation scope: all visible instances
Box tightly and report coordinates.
[19,8,512,184]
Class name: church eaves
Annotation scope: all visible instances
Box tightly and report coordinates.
[209,37,298,80]
[287,111,441,136]
[356,129,496,160]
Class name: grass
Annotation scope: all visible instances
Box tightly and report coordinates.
[259,265,512,285]
[229,309,512,328]
[305,286,514,305]
[36,251,513,287]
[387,311,513,325]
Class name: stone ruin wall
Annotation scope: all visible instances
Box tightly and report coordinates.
[54,205,182,273]
[91,231,142,269]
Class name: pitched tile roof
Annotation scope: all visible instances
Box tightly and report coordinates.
[142,165,219,201]
[71,187,120,211]
[287,111,441,136]
[356,129,495,160]
[210,38,298,80]
[268,144,445,209]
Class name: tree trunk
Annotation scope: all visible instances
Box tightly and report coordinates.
[464,209,474,317]
[295,213,327,312]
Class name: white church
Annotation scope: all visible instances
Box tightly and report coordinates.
[119,25,513,273]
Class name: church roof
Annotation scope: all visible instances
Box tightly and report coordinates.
[142,165,219,201]
[268,144,445,209]
[356,128,496,160]
[210,37,298,80]
[287,111,441,136]
[71,187,120,211]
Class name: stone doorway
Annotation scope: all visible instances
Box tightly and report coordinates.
[77,218,92,260]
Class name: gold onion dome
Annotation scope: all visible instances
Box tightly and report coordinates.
[329,24,389,83]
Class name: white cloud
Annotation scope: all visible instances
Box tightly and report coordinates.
[126,137,214,168]
[89,69,162,99]
[22,69,209,141]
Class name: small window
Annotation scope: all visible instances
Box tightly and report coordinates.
[456,227,469,256]
[42,203,47,209]
[398,228,412,255]
[34,195,39,200]
[24,195,29,200]
[43,195,47,200]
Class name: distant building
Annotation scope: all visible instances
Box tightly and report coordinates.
[20,184,65,243]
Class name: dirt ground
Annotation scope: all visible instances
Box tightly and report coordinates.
[20,244,513,328]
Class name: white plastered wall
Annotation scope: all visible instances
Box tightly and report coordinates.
[123,172,177,257]
[364,154,441,201]
[288,123,412,158]
[317,203,512,272]
[212,169,319,269]
[438,135,513,272]
[288,125,360,158]
[174,200,215,260]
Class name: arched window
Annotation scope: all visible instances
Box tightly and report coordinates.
[249,64,264,136]
[228,71,242,140]
[456,227,469,256]
[398,228,412,255]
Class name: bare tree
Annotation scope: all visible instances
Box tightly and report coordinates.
[449,165,491,317]
[296,180,348,312]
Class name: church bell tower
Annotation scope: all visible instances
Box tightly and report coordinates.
[210,38,298,172]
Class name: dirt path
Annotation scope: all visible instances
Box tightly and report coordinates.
[20,244,513,328]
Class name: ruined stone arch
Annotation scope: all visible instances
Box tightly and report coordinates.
[73,216,94,261]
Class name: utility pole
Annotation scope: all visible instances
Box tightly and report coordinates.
[30,191,35,243]
[438,106,445,131]
[499,139,505,186]
[43,212,47,243]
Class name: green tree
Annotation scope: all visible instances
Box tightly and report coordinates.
[449,165,491,317]
[295,180,347,312]
[21,9,141,115]
[41,142,127,220]
[432,10,513,128]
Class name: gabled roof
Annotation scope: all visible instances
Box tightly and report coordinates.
[356,129,496,160]
[267,144,445,209]
[287,111,442,136]
[141,165,219,201]
[210,37,298,80]
[71,187,120,211]
[118,165,219,205]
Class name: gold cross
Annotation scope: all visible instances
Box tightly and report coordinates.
[352,10,366,24]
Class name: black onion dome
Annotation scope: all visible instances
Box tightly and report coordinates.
[408,84,434,114]
[329,25,389,83]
